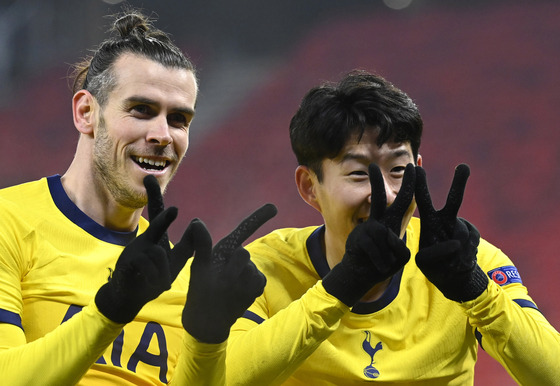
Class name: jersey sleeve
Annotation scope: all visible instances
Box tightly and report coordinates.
[227,282,349,385]
[461,238,560,385]
[169,330,227,385]
[0,198,129,383]
[0,301,123,384]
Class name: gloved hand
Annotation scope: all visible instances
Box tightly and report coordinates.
[182,204,277,343]
[95,176,192,324]
[144,175,196,280]
[143,175,277,343]
[414,164,488,302]
[322,163,415,307]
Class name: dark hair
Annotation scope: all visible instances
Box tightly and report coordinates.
[71,9,196,106]
[289,70,423,180]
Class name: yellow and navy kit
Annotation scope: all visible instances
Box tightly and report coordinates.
[0,176,224,385]
[228,219,560,385]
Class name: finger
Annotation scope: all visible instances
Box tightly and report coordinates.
[144,175,165,222]
[390,163,415,213]
[142,206,178,244]
[416,240,462,267]
[225,247,252,278]
[167,219,203,280]
[144,175,172,250]
[457,218,480,250]
[442,164,470,219]
[238,260,267,298]
[185,218,213,264]
[414,166,435,218]
[131,245,170,286]
[216,203,278,251]
[383,163,416,234]
[368,163,387,221]
[385,231,411,267]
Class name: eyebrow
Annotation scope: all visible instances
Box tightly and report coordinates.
[125,96,195,117]
[339,148,413,163]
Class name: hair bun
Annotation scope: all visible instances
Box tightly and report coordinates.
[113,12,151,39]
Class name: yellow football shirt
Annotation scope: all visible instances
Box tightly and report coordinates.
[228,219,560,385]
[0,176,222,385]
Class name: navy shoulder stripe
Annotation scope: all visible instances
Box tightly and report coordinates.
[475,328,484,350]
[243,310,265,324]
[475,299,541,351]
[514,298,541,313]
[0,309,23,330]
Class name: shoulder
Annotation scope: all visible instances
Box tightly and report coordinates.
[0,178,50,212]
[0,178,50,230]
[246,226,319,264]
[248,226,318,250]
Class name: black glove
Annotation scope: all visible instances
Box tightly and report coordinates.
[182,204,277,344]
[322,163,415,307]
[95,192,186,325]
[144,175,196,280]
[414,164,488,302]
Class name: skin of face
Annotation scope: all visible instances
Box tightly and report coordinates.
[65,53,198,229]
[91,54,198,209]
[296,128,422,270]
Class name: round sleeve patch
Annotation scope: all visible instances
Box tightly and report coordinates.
[487,266,522,286]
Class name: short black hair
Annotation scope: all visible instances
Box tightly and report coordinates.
[289,70,422,180]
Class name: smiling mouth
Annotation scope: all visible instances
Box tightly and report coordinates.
[132,156,170,171]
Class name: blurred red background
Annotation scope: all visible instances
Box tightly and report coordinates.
[1,2,557,384]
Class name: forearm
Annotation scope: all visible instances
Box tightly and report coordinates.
[463,281,560,385]
[0,301,123,385]
[169,330,227,385]
[226,283,349,385]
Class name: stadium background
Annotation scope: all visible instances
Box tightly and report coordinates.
[0,1,558,384]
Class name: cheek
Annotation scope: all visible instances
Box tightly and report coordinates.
[173,131,189,157]
[329,184,369,215]
[387,179,403,195]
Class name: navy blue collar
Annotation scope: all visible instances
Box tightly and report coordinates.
[47,175,138,246]
[306,225,404,314]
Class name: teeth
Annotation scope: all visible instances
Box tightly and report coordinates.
[134,156,167,168]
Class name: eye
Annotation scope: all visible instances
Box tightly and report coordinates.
[348,170,369,182]
[131,104,153,117]
[390,165,406,178]
[167,113,189,129]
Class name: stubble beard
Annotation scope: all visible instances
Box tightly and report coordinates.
[93,118,147,210]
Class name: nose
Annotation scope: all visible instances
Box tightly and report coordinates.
[368,176,397,207]
[384,178,397,206]
[146,116,172,146]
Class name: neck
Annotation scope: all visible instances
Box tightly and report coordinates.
[62,162,142,232]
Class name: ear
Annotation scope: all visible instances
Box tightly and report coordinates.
[295,165,322,213]
[72,90,96,135]
[416,153,423,167]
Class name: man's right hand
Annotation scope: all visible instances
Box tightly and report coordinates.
[322,163,415,307]
[95,176,193,324]
[95,205,187,324]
